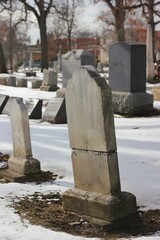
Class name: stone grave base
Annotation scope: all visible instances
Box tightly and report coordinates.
[151,87,160,101]
[40,85,59,91]
[0,157,41,182]
[8,157,40,175]
[112,91,153,115]
[63,189,137,228]
[0,169,44,183]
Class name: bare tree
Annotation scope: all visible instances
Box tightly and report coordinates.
[138,0,160,59]
[17,0,53,71]
[92,0,143,42]
[53,0,83,50]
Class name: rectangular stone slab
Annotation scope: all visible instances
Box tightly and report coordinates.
[63,189,137,224]
[42,97,67,124]
[72,149,120,194]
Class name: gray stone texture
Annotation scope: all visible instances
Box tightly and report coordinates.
[42,97,67,124]
[7,98,40,175]
[40,69,59,91]
[16,78,27,87]
[112,92,153,115]
[63,65,137,226]
[72,149,120,194]
[63,189,137,225]
[62,49,96,88]
[5,76,16,86]
[109,42,146,92]
[65,66,116,152]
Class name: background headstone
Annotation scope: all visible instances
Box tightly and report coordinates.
[42,97,67,124]
[109,42,153,115]
[0,98,41,181]
[40,69,59,91]
[62,49,96,88]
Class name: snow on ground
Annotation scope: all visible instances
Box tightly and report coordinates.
[0,84,160,239]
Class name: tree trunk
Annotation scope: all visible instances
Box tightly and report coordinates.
[38,16,49,71]
[0,42,7,73]
[114,0,126,42]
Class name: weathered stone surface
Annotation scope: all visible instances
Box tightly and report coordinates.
[62,49,96,88]
[5,76,16,86]
[16,78,27,87]
[151,87,160,101]
[7,98,40,175]
[65,66,116,152]
[8,157,40,175]
[40,69,59,91]
[112,91,153,115]
[0,95,9,113]
[63,189,137,225]
[63,65,137,227]
[72,149,120,194]
[42,97,67,124]
[2,97,22,115]
[109,43,146,92]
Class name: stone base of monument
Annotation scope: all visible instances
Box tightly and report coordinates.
[8,157,40,175]
[112,92,153,116]
[40,85,59,91]
[0,157,41,182]
[63,189,137,228]
[151,87,160,101]
[16,78,27,87]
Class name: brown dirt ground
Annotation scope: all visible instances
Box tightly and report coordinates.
[11,192,160,239]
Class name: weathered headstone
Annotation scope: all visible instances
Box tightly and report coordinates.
[16,78,27,87]
[62,49,96,88]
[42,97,67,124]
[109,42,153,115]
[40,69,59,91]
[63,66,137,227]
[0,98,41,182]
[0,94,9,113]
[5,76,16,86]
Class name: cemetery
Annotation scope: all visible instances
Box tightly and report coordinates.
[0,1,160,240]
[0,43,160,239]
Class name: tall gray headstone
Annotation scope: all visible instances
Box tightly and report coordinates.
[62,49,96,88]
[109,42,153,115]
[63,66,137,227]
